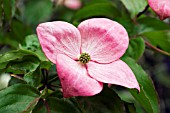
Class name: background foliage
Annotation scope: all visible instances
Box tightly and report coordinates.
[0,0,170,113]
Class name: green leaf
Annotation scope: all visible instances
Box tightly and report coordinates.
[136,17,170,34]
[8,19,32,43]
[1,52,41,86]
[0,62,8,70]
[23,0,53,26]
[122,57,159,113]
[0,49,40,69]
[0,50,31,63]
[48,98,81,113]
[4,55,41,87]
[32,98,81,113]
[72,3,120,25]
[9,76,27,86]
[123,37,145,61]
[24,69,41,87]
[6,56,40,74]
[0,3,2,27]
[40,61,52,70]
[20,34,40,51]
[2,0,11,20]
[0,49,46,70]
[20,34,47,61]
[143,30,170,53]
[1,19,32,45]
[2,0,15,20]
[32,99,47,113]
[82,0,111,4]
[77,87,124,113]
[124,102,137,113]
[0,33,19,48]
[0,84,40,113]
[11,0,16,17]
[120,0,147,18]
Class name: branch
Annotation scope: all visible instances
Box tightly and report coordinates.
[145,41,170,57]
[137,5,149,18]
[43,99,50,113]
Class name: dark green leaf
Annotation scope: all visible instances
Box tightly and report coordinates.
[6,56,40,74]
[32,98,81,113]
[0,33,19,48]
[8,19,32,43]
[120,0,147,18]
[0,49,41,69]
[0,62,8,70]
[117,91,146,113]
[11,0,16,17]
[40,61,52,70]
[9,76,27,86]
[77,87,124,113]
[0,84,40,113]
[0,49,46,70]
[143,30,170,53]
[32,99,47,113]
[2,0,15,20]
[48,98,81,113]
[23,0,53,26]
[136,17,170,34]
[0,19,32,46]
[2,0,11,20]
[2,54,41,86]
[0,2,3,28]
[24,70,41,87]
[123,37,145,61]
[122,57,159,113]
[124,102,137,113]
[72,3,120,25]
[0,50,31,63]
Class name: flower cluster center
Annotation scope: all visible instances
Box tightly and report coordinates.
[79,53,90,64]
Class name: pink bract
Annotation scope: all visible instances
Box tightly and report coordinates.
[36,18,140,98]
[148,0,170,20]
[64,0,81,10]
[52,0,81,10]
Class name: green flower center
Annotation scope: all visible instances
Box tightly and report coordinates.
[79,53,90,64]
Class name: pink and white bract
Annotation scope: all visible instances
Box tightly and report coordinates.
[64,0,81,10]
[52,0,81,10]
[148,0,170,20]
[36,18,140,98]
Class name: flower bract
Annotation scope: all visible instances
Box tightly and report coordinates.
[148,0,170,20]
[36,18,140,98]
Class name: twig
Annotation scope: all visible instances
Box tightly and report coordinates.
[145,41,170,57]
[137,5,149,18]
[43,99,50,113]
[48,76,59,84]
[10,74,24,80]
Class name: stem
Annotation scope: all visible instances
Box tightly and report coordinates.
[10,74,24,80]
[145,41,170,57]
[43,99,50,113]
[48,76,59,84]
[41,69,48,85]
[137,5,149,18]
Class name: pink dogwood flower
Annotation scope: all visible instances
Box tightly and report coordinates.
[36,18,140,98]
[148,0,170,20]
[52,0,81,10]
